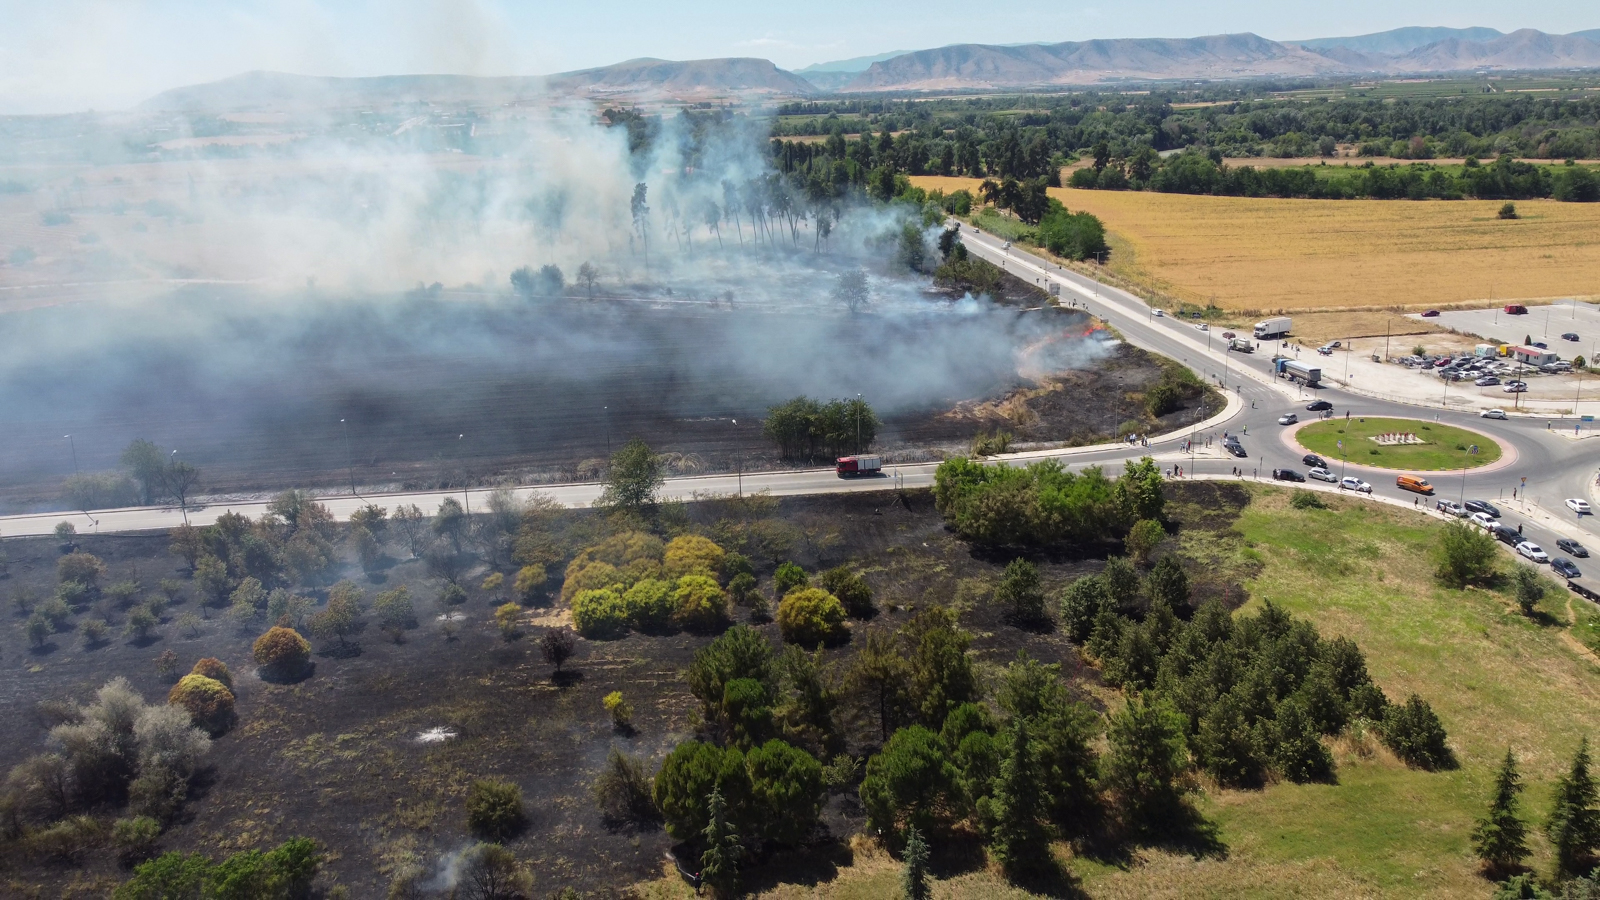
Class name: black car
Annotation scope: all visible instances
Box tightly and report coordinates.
[1554,558,1583,579]
[1224,438,1247,458]
[1306,400,1333,412]
[1492,525,1521,545]
[1563,332,1581,342]
[1272,469,1305,482]
[1302,453,1327,468]
[1464,499,1502,518]
[1558,538,1590,558]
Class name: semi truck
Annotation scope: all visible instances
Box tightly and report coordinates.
[1253,316,1292,339]
[835,455,883,477]
[1274,358,1322,386]
[1569,576,1600,603]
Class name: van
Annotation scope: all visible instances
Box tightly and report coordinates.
[1396,474,1434,494]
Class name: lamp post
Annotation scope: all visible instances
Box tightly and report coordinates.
[340,418,355,496]
[458,434,468,514]
[731,418,742,498]
[171,449,187,525]
[603,406,611,456]
[856,393,862,456]
[64,434,79,478]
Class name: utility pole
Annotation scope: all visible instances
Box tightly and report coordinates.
[458,434,468,515]
[171,449,187,525]
[856,393,862,456]
[340,418,355,496]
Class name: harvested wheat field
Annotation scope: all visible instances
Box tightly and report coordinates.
[908,177,1600,312]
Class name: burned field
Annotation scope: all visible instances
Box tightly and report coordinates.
[0,482,1253,897]
[0,267,1213,513]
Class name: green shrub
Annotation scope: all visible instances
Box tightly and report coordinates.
[168,675,234,735]
[622,578,675,632]
[818,566,875,618]
[513,564,546,603]
[570,588,629,639]
[654,741,751,842]
[1382,694,1455,771]
[723,678,775,748]
[774,562,808,595]
[686,625,776,725]
[112,816,162,866]
[465,779,525,840]
[1435,521,1499,588]
[672,575,728,633]
[190,658,232,690]
[663,535,725,579]
[593,747,658,826]
[776,588,847,647]
[994,559,1046,624]
[745,739,825,846]
[1291,491,1327,510]
[860,726,961,843]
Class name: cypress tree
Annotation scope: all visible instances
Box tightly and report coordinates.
[700,788,742,898]
[988,720,1047,877]
[901,824,931,900]
[1472,748,1530,876]
[1548,738,1600,877]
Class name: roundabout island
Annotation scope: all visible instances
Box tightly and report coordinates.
[1293,416,1505,471]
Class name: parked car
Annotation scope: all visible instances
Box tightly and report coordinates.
[1563,332,1580,342]
[1272,468,1306,482]
[1475,376,1501,386]
[1422,310,1440,317]
[1302,453,1327,468]
[1492,525,1521,545]
[1278,413,1299,425]
[1317,346,1334,356]
[1153,309,1165,317]
[1469,511,1497,529]
[1554,558,1583,579]
[1340,476,1372,494]
[1533,341,1548,350]
[1224,438,1247,458]
[1308,467,1338,483]
[1465,499,1502,517]
[1435,499,1467,517]
[1558,538,1590,558]
[1481,408,1509,420]
[1504,383,1528,393]
[1190,312,1202,320]
[1517,541,1550,563]
[1306,400,1333,411]
[1196,323,1209,331]
[1568,499,1593,515]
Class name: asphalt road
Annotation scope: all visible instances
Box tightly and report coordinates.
[5,231,1598,574]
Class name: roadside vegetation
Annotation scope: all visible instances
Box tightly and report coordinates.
[1295,417,1504,471]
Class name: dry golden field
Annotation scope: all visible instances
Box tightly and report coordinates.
[908,176,1600,313]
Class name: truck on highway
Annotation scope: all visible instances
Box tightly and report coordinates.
[835,455,883,477]
[1254,316,1292,339]
[1568,576,1600,603]
[1274,358,1322,386]
[1228,338,1254,353]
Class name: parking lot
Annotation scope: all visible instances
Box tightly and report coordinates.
[1409,301,1600,354]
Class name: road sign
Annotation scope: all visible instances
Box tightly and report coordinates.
[1469,445,1479,455]
[1521,476,1527,486]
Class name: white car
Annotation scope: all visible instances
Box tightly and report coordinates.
[1569,499,1593,515]
[1196,323,1209,331]
[1517,541,1550,563]
[1469,511,1497,529]
[1481,409,1508,420]
[1153,309,1166,317]
[1340,476,1373,494]
[1308,467,1338,483]
[1278,413,1298,425]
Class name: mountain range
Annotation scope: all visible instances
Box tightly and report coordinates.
[141,26,1600,112]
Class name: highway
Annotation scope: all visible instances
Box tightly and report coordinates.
[4,230,1598,576]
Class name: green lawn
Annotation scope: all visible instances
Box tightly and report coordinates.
[1296,417,1502,471]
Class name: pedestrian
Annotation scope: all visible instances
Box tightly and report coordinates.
[1513,488,1517,499]
[1518,523,1523,536]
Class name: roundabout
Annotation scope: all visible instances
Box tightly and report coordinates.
[1290,416,1505,472]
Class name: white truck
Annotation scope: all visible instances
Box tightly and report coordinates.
[1254,316,1292,340]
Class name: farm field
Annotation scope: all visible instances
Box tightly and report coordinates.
[907,176,1600,313]
[1295,417,1504,471]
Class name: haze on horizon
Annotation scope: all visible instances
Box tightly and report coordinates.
[2,0,1597,114]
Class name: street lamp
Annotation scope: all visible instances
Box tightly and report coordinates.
[64,434,79,478]
[731,418,743,498]
[855,393,862,456]
[458,434,468,514]
[171,450,187,525]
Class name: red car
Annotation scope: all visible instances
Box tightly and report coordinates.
[1421,310,1440,317]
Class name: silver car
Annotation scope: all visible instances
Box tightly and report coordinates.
[1308,467,1338,483]
[1340,476,1372,494]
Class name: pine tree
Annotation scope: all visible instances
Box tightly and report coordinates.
[902,824,931,900]
[988,720,1047,877]
[1548,738,1600,877]
[1473,748,1530,876]
[700,788,742,898]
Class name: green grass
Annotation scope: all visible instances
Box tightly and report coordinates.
[1295,417,1502,471]
[969,208,1037,243]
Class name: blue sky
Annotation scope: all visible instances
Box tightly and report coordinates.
[0,0,1596,113]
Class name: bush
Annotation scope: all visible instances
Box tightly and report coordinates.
[622,578,675,632]
[494,602,522,640]
[603,691,633,731]
[190,658,232,690]
[1513,565,1546,617]
[1124,518,1166,563]
[26,814,104,861]
[777,588,847,647]
[58,551,107,590]
[745,739,825,846]
[664,535,726,579]
[112,816,162,866]
[252,627,310,679]
[513,564,546,603]
[1436,521,1499,587]
[125,606,159,641]
[439,582,468,606]
[860,725,961,843]
[994,559,1047,625]
[818,566,875,618]
[540,628,577,674]
[81,617,109,646]
[653,741,751,842]
[1382,694,1455,770]
[672,575,728,633]
[570,588,629,639]
[168,675,235,736]
[465,779,525,840]
[1290,491,1327,510]
[373,587,416,634]
[774,562,808,595]
[593,748,658,826]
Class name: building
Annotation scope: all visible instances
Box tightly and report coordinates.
[1510,346,1559,367]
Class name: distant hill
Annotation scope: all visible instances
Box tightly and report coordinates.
[1567,29,1600,44]
[796,51,913,75]
[1292,26,1504,55]
[142,58,814,112]
[843,33,1358,92]
[1396,29,1600,71]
